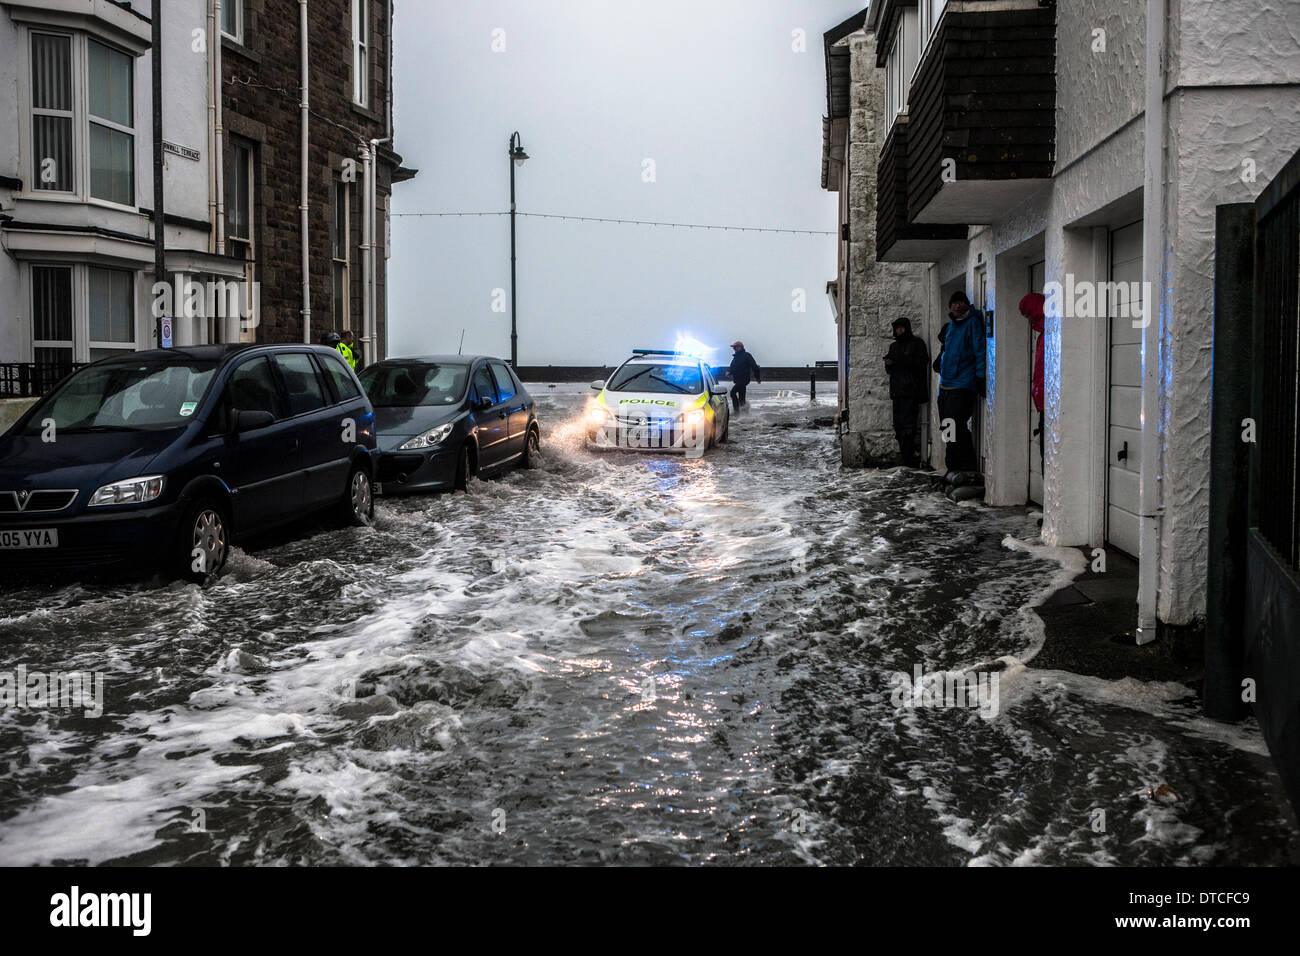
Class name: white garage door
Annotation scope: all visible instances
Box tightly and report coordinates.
[1107,221,1143,556]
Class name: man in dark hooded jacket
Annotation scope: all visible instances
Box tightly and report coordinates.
[883,316,930,467]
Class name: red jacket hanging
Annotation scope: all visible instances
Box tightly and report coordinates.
[1020,293,1046,413]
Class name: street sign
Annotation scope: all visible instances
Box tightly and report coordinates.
[161,317,173,349]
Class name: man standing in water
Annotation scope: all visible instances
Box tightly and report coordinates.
[933,290,986,474]
[728,341,762,414]
[883,317,930,467]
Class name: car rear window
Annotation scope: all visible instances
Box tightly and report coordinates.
[319,350,361,400]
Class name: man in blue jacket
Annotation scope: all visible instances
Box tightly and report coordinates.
[933,290,986,474]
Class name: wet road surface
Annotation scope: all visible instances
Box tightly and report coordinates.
[1,384,1296,865]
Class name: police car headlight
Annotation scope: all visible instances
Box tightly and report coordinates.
[89,475,165,507]
[587,406,612,426]
[399,422,455,449]
[681,408,706,427]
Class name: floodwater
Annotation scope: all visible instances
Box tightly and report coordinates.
[0,383,1295,865]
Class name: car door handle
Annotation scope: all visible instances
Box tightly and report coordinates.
[288,438,301,452]
[498,412,507,420]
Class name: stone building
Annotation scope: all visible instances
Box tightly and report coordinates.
[822,11,935,469]
[823,0,1300,645]
[0,0,414,391]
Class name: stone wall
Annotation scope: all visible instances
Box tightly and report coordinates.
[841,32,930,468]
[221,0,397,356]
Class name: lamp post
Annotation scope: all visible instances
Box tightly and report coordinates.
[508,131,529,368]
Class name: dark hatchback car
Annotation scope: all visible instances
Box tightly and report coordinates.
[358,355,540,493]
[0,344,376,583]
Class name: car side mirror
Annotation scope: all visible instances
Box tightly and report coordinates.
[234,409,275,432]
[475,397,494,411]
[589,380,605,391]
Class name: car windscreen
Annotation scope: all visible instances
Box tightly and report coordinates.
[358,362,469,407]
[607,362,702,394]
[20,360,218,434]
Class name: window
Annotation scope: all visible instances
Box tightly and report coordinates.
[220,1,243,42]
[88,268,134,361]
[352,0,370,106]
[471,365,497,406]
[31,33,74,193]
[226,357,286,420]
[489,362,517,403]
[319,351,361,401]
[275,353,329,416]
[87,39,134,204]
[226,140,254,260]
[32,266,73,367]
[332,179,350,331]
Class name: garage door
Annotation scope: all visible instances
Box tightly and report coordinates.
[1107,221,1143,556]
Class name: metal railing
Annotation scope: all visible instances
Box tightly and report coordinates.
[0,362,84,399]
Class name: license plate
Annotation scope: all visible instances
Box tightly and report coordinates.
[0,528,59,549]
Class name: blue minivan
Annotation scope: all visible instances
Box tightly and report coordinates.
[0,344,376,583]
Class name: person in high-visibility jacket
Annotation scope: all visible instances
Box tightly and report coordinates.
[337,330,358,371]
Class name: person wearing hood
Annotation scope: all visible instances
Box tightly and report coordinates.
[1020,292,1046,467]
[883,316,930,467]
[727,341,761,414]
[932,290,986,475]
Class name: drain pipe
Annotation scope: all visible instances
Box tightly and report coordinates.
[299,0,311,344]
[368,136,391,367]
[207,0,216,254]
[1136,0,1167,645]
[214,0,225,257]
[360,144,372,365]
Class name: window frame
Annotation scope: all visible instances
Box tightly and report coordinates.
[22,27,138,209]
[29,31,76,195]
[219,0,244,43]
[225,138,256,261]
[87,266,136,361]
[86,37,135,206]
[352,0,370,107]
[28,262,141,364]
[332,177,351,332]
[30,264,76,367]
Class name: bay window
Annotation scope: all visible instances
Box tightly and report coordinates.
[27,30,136,205]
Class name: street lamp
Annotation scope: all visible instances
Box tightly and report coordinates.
[508,131,529,368]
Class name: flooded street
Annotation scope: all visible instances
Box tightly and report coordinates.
[0,384,1295,866]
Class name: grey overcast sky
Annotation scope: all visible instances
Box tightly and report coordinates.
[388,0,866,366]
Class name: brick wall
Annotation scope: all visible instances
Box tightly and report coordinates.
[221,0,399,357]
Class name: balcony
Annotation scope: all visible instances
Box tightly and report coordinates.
[877,115,968,262]
[906,3,1056,225]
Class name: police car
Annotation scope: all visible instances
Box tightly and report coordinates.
[586,349,730,454]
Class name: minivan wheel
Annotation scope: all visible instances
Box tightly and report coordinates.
[341,465,374,526]
[522,427,540,469]
[177,497,229,584]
